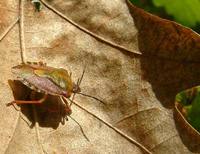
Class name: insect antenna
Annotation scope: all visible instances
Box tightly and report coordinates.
[74,66,106,105]
[77,65,86,86]
[70,66,86,106]
[77,92,106,105]
[70,78,80,106]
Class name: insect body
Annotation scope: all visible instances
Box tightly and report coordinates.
[7,61,82,116]
[8,62,105,141]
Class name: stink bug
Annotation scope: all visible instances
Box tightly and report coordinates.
[7,61,105,120]
[7,61,75,117]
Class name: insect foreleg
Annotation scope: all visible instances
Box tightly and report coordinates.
[60,96,72,115]
[62,96,90,141]
[68,115,89,142]
[65,97,75,106]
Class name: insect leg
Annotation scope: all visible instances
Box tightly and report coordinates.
[63,97,89,141]
[6,94,47,106]
[68,115,89,142]
[60,96,72,116]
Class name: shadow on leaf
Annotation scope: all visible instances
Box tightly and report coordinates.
[127,1,200,152]
[8,80,68,129]
[127,0,200,108]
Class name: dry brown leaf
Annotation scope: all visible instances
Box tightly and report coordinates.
[175,102,200,141]
[0,0,200,153]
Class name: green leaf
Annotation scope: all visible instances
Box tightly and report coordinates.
[176,86,200,132]
[153,0,200,27]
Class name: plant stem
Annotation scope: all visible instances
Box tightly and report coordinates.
[19,0,26,63]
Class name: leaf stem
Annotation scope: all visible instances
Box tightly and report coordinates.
[0,18,19,42]
[73,101,152,154]
[19,0,26,63]
[3,112,21,153]
[40,0,142,55]
[32,105,47,154]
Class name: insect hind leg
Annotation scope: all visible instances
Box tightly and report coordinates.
[7,94,47,106]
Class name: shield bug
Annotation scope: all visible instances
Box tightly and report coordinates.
[7,61,72,116]
[7,61,105,120]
